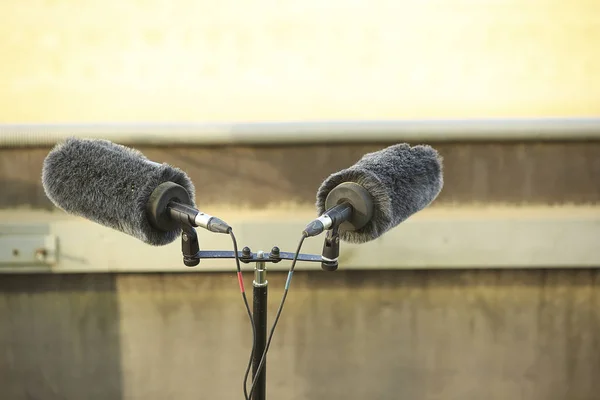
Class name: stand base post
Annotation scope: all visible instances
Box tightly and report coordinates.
[252,251,268,400]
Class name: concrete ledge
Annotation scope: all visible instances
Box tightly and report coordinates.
[1,118,600,147]
[0,207,598,273]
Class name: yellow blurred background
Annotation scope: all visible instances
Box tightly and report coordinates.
[1,0,599,123]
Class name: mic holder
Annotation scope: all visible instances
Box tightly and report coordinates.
[170,222,335,400]
[321,226,340,271]
[148,177,343,399]
[181,224,201,267]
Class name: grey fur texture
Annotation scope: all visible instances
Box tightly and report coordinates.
[316,143,443,243]
[42,137,196,246]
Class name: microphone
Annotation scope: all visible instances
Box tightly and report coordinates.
[42,137,231,247]
[303,143,443,268]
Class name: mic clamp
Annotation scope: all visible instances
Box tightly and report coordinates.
[181,224,200,267]
[321,227,340,271]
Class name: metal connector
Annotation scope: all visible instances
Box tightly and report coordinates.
[253,250,268,287]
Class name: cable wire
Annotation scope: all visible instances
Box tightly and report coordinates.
[229,229,255,400]
[248,232,308,398]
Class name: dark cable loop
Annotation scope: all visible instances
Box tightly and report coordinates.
[229,230,255,400]
[248,233,308,398]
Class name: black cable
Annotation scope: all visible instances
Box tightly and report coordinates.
[248,232,308,398]
[228,229,255,400]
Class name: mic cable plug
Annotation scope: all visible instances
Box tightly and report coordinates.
[302,202,353,237]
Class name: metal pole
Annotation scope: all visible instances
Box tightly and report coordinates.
[252,251,268,400]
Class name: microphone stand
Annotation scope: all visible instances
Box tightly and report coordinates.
[252,251,268,400]
[180,233,326,400]
[151,184,342,399]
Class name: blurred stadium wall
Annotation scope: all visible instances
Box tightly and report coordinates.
[1,1,599,400]
[0,0,599,122]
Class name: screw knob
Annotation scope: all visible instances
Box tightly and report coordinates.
[270,246,280,257]
[242,246,252,258]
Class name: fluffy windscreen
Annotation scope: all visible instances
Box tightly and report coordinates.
[316,143,443,244]
[42,137,196,246]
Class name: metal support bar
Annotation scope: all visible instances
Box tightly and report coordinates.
[193,249,323,264]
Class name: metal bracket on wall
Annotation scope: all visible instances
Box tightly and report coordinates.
[0,231,58,268]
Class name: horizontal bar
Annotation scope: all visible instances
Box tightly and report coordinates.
[196,250,322,263]
[1,118,599,147]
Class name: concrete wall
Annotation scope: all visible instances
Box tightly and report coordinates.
[1,269,599,400]
[2,142,600,209]
[1,1,599,123]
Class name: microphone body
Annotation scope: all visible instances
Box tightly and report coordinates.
[312,143,443,244]
[42,137,229,246]
[303,202,353,237]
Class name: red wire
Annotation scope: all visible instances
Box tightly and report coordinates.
[237,271,245,293]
